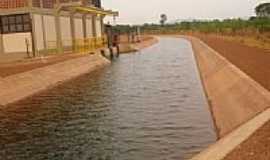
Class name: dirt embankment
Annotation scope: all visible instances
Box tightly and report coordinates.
[196,34,270,91]
[224,120,270,160]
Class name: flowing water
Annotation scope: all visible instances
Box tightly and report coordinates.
[0,38,216,160]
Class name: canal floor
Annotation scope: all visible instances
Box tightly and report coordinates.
[0,38,216,160]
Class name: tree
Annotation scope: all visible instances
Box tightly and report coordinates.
[255,3,270,17]
[160,14,168,26]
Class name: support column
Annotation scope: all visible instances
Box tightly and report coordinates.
[100,15,105,36]
[40,0,47,54]
[55,0,63,54]
[82,14,87,39]
[0,34,4,54]
[30,13,38,57]
[28,0,36,57]
[91,14,97,38]
[55,13,63,54]
[41,16,47,52]
[70,13,76,52]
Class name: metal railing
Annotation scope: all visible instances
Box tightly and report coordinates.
[73,36,107,53]
[44,36,107,54]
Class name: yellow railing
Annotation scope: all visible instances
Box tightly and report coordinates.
[44,36,107,54]
[74,36,107,54]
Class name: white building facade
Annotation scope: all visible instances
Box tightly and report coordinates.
[0,0,118,56]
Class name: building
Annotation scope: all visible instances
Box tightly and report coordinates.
[0,0,118,56]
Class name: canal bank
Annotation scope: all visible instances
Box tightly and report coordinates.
[0,54,110,106]
[0,36,157,106]
[188,36,270,138]
[183,36,270,160]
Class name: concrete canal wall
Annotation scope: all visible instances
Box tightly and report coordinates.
[0,54,110,106]
[186,36,270,159]
[188,36,270,138]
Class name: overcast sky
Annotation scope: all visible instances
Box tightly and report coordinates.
[103,0,269,24]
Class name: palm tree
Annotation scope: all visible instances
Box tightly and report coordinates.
[160,14,168,26]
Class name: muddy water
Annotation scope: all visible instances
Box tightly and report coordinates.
[0,38,216,160]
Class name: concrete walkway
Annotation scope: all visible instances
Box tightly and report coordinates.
[0,54,110,106]
[0,52,28,64]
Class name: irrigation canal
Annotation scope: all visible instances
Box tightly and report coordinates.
[0,37,216,160]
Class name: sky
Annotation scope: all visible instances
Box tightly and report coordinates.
[103,0,269,25]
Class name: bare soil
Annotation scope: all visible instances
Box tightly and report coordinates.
[197,34,270,91]
[224,121,270,160]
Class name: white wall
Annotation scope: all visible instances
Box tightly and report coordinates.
[95,16,102,37]
[33,14,44,51]
[74,17,84,39]
[43,15,57,49]
[60,16,72,47]
[86,16,93,38]
[3,33,32,53]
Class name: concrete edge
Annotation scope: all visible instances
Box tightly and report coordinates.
[190,107,270,160]
[185,37,220,138]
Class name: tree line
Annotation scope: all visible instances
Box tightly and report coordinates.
[142,3,270,36]
[114,3,270,37]
[141,17,270,35]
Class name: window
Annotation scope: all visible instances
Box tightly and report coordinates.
[0,14,31,34]
[16,16,23,24]
[17,24,23,32]
[23,14,30,23]
[2,17,8,25]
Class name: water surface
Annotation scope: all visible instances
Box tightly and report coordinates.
[0,38,216,160]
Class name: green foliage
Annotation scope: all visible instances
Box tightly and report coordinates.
[255,3,270,17]
[140,17,270,35]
